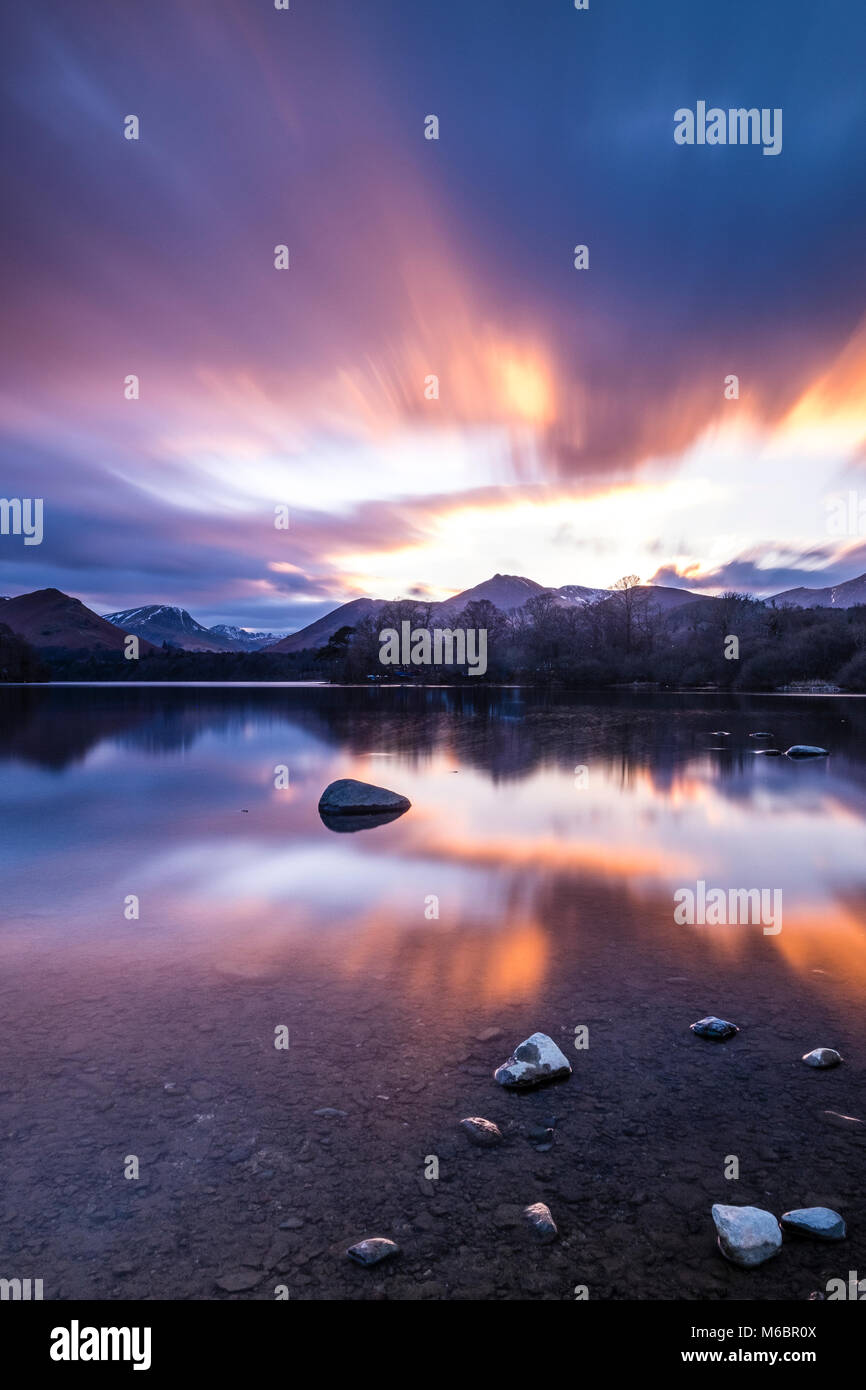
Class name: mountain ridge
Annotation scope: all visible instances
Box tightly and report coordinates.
[2,570,864,656]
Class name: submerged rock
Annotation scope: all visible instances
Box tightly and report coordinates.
[785,745,829,758]
[459,1116,503,1148]
[781,1207,846,1241]
[822,1110,864,1133]
[493,1032,572,1088]
[347,1237,400,1267]
[802,1047,842,1068]
[318,779,411,815]
[524,1202,557,1242]
[529,1126,555,1152]
[749,731,774,739]
[690,1016,738,1041]
[754,748,782,756]
[712,1204,782,1267]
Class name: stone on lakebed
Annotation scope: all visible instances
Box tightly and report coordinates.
[493,1032,572,1088]
[802,1047,842,1068]
[346,1237,400,1267]
[781,1207,846,1241]
[459,1117,503,1148]
[785,745,829,758]
[712,1204,782,1267]
[524,1202,558,1243]
[690,1016,738,1041]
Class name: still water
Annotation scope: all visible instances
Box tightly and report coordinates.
[1,685,864,1300]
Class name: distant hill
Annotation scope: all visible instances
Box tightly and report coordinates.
[632,584,706,613]
[770,571,866,609]
[8,567,866,662]
[103,605,240,652]
[103,607,290,652]
[264,574,701,652]
[2,589,153,652]
[209,624,288,650]
[266,598,386,654]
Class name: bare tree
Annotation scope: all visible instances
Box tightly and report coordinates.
[610,575,643,655]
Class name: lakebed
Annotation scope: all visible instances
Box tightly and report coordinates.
[0,685,864,1300]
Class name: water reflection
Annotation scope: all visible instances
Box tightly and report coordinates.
[1,686,865,1006]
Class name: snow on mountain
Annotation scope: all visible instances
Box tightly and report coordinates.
[770,572,866,609]
[102,605,239,652]
[210,624,289,650]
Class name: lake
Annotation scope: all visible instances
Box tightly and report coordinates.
[1,684,864,1300]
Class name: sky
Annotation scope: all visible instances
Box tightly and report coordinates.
[1,0,866,631]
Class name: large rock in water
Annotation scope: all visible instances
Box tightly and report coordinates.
[785,745,828,758]
[318,779,411,816]
[494,1032,572,1088]
[712,1204,782,1267]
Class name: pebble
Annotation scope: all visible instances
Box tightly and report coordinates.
[313,1108,348,1118]
[690,1016,738,1041]
[279,1217,305,1230]
[802,1048,842,1068]
[528,1125,555,1152]
[780,1207,846,1241]
[459,1117,503,1148]
[524,1202,557,1243]
[347,1238,400,1267]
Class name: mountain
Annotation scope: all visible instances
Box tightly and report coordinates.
[1,589,152,652]
[631,584,704,612]
[209,624,289,650]
[266,598,386,654]
[103,605,241,652]
[770,572,866,609]
[434,573,549,614]
[265,574,702,652]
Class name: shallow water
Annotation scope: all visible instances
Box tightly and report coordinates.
[1,685,864,1300]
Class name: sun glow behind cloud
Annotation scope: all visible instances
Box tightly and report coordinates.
[3,0,866,624]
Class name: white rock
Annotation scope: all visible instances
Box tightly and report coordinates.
[712,1204,782,1267]
[802,1047,842,1068]
[493,1032,572,1088]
